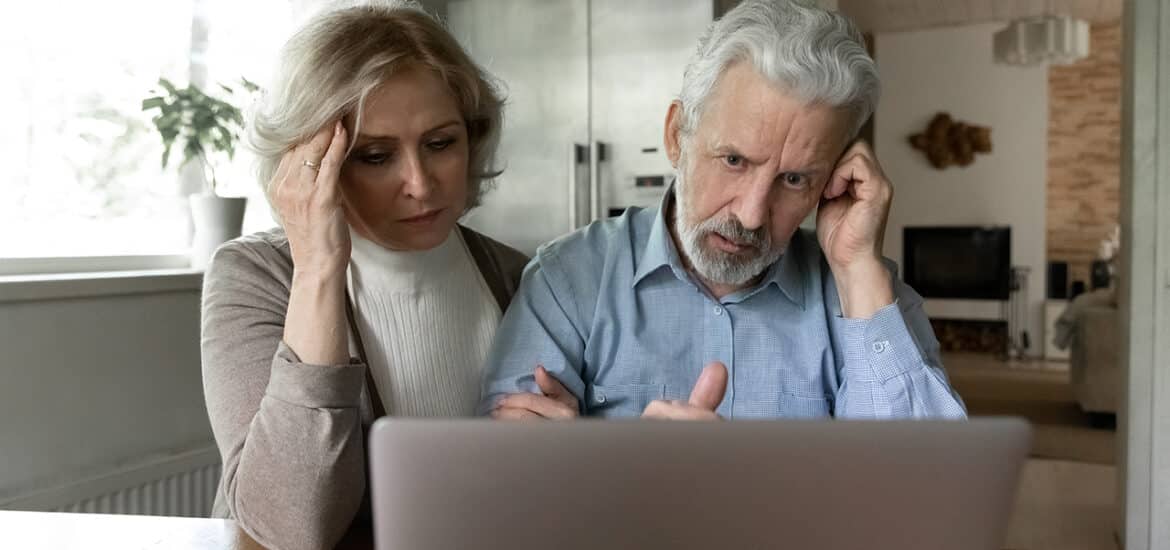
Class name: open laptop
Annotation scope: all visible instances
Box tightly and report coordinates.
[369,418,1030,550]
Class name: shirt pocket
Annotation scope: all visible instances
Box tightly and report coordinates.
[734,390,834,419]
[585,383,665,417]
[778,394,833,418]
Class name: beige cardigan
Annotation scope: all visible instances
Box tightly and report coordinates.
[200,226,527,550]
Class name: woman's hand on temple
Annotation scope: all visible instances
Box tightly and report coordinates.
[271,121,351,280]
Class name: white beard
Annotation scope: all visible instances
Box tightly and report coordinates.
[672,154,785,286]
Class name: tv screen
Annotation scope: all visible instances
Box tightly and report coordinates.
[903,226,1011,300]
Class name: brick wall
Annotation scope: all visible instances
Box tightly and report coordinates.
[1047,22,1122,290]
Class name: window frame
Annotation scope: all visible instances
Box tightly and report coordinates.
[0,254,193,277]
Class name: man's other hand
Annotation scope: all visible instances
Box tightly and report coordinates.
[641,361,728,420]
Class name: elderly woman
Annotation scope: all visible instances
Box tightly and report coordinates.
[199,3,525,548]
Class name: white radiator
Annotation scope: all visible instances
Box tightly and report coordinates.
[51,462,221,517]
[2,446,222,518]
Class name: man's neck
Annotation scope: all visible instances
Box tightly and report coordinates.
[695,272,758,301]
[666,199,762,300]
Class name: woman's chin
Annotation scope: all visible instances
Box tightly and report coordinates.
[375,219,457,251]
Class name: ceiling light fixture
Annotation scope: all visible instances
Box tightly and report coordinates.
[993,15,1090,66]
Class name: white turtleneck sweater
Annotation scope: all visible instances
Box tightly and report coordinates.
[347,229,501,417]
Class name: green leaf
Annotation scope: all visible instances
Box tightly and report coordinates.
[183,140,204,166]
[158,78,178,96]
[240,77,260,93]
[143,74,252,179]
[161,141,174,169]
[141,96,165,111]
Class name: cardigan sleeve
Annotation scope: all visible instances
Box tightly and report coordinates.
[201,237,368,550]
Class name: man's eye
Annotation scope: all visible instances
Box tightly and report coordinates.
[781,173,808,188]
[724,155,743,168]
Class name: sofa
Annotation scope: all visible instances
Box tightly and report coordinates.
[1065,297,1121,415]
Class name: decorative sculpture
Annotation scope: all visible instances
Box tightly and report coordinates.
[908,112,993,169]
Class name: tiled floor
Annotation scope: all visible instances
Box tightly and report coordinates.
[943,353,1119,550]
[1004,460,1118,550]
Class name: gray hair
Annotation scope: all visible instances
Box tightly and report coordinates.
[248,0,504,215]
[677,0,878,140]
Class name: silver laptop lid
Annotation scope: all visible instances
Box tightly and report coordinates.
[370,418,1030,550]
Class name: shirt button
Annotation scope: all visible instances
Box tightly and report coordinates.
[872,340,889,353]
[595,391,607,404]
[713,306,723,315]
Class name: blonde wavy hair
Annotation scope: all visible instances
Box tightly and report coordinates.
[248,1,504,214]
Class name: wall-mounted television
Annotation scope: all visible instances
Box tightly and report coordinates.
[903,226,1011,300]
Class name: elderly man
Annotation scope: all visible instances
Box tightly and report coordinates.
[480,0,965,420]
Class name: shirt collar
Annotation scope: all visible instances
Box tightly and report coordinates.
[631,187,686,286]
[631,185,806,310]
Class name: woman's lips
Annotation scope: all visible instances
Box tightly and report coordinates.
[399,208,444,225]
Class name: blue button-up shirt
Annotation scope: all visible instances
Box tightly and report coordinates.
[480,190,966,419]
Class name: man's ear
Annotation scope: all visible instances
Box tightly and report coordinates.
[664,100,685,169]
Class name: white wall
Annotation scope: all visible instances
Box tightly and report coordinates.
[0,281,214,505]
[1119,0,1170,546]
[874,23,1048,357]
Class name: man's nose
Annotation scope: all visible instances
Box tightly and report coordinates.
[731,177,772,230]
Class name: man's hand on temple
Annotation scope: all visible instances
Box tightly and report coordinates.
[816,140,896,319]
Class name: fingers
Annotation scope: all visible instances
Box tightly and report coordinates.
[493,393,577,420]
[535,365,578,409]
[271,121,342,203]
[298,122,336,171]
[641,360,727,420]
[491,407,542,421]
[534,365,565,396]
[642,400,722,421]
[687,361,728,411]
[824,140,885,201]
[270,152,292,198]
[316,122,348,199]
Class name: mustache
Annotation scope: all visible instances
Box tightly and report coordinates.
[696,215,770,250]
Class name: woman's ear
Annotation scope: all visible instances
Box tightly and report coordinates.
[663,100,685,169]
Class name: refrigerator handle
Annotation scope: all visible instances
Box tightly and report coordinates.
[589,141,607,221]
[569,143,588,230]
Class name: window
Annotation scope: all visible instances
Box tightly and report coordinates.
[0,1,194,259]
[0,0,328,264]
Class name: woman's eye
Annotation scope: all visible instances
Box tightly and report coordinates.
[723,154,743,168]
[360,153,390,165]
[427,138,455,151]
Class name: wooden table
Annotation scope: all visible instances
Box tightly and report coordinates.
[0,510,373,550]
[0,509,1030,550]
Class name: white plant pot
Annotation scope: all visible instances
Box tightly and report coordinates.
[189,195,247,270]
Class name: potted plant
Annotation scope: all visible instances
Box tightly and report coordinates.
[142,77,257,268]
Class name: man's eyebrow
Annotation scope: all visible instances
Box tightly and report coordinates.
[710,142,762,162]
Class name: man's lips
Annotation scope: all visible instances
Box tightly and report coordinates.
[709,232,756,254]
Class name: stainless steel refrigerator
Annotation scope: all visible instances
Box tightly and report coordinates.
[446,0,714,255]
